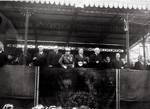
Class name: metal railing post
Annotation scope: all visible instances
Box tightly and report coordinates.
[34,66,40,106]
[116,69,120,109]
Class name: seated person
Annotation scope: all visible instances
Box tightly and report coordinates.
[103,56,113,69]
[112,53,123,69]
[89,47,102,68]
[75,48,89,68]
[59,47,74,69]
[134,55,145,70]
[48,47,62,67]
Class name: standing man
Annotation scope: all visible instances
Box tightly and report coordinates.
[89,47,102,68]
[103,56,113,69]
[59,47,74,69]
[33,47,49,103]
[33,46,48,68]
[75,48,89,68]
[48,47,61,68]
[113,53,123,69]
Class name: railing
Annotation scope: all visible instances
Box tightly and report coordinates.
[0,65,149,108]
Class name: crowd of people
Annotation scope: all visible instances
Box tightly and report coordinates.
[0,46,127,69]
[0,43,150,70]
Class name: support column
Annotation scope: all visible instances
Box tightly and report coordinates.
[125,14,130,66]
[142,36,146,67]
[23,9,30,65]
[34,66,40,106]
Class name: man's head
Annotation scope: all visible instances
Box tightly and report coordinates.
[54,48,59,53]
[53,46,59,53]
[106,56,110,62]
[65,47,71,55]
[78,48,84,55]
[94,47,100,55]
[38,46,44,53]
[116,53,120,60]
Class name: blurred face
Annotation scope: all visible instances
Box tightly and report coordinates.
[39,47,43,53]
[22,47,24,52]
[78,48,83,55]
[8,55,13,59]
[106,56,110,62]
[65,51,70,55]
[94,48,100,54]
[54,48,58,53]
[116,53,120,59]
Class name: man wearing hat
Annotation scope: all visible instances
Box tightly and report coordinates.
[48,47,62,68]
[59,47,74,69]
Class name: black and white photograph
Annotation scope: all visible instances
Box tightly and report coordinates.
[0,0,150,109]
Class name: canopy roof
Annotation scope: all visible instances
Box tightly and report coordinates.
[13,0,150,10]
[0,1,150,49]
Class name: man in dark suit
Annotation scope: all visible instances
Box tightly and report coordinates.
[33,47,49,102]
[103,56,113,69]
[48,47,61,68]
[33,47,48,67]
[75,48,89,68]
[89,47,102,68]
[59,47,74,69]
[113,53,123,69]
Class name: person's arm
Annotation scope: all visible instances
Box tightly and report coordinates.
[86,56,89,63]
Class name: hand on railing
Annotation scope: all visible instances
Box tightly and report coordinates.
[62,65,67,69]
